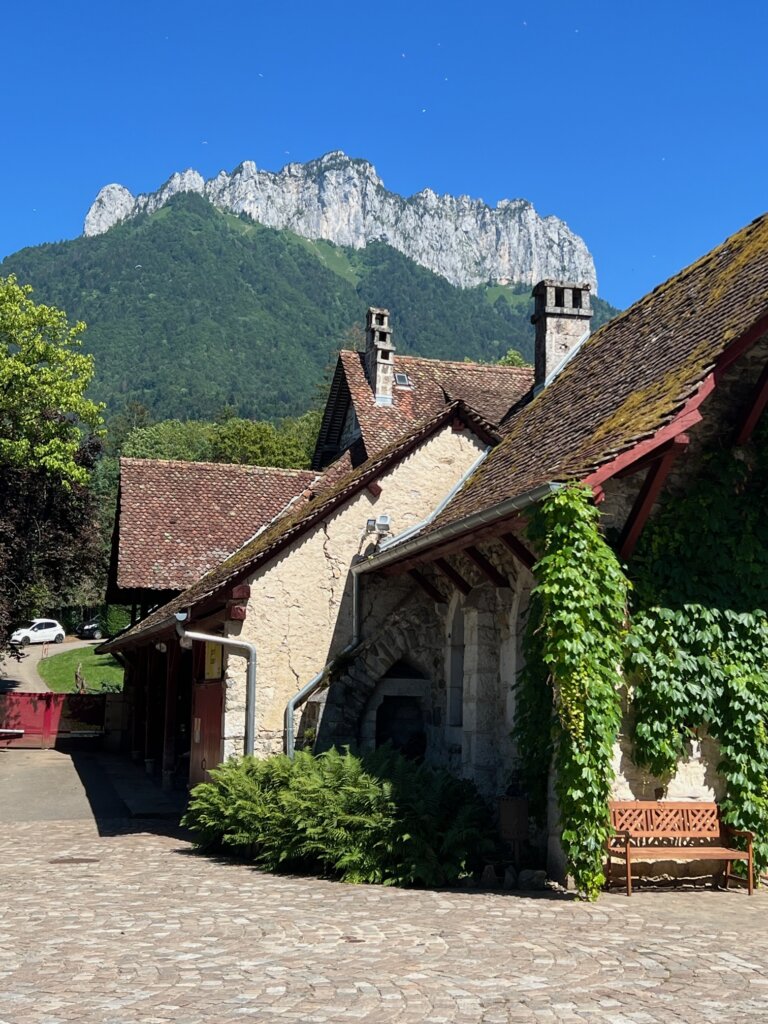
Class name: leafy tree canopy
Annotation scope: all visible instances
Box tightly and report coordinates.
[121,409,321,469]
[0,275,103,484]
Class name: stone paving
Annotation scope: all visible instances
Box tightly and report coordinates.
[2,817,767,1023]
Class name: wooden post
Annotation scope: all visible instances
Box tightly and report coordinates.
[161,642,180,791]
[143,646,154,772]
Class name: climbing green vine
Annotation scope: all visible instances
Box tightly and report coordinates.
[624,430,768,878]
[515,433,768,898]
[626,606,768,875]
[514,485,629,900]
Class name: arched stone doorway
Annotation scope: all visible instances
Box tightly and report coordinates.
[360,659,430,759]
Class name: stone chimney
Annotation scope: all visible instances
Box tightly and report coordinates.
[364,307,396,406]
[531,281,592,389]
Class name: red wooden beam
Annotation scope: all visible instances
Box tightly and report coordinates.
[500,533,537,572]
[465,546,509,588]
[408,569,447,604]
[618,434,688,561]
[735,361,768,445]
[614,434,690,479]
[435,557,472,596]
[584,373,712,488]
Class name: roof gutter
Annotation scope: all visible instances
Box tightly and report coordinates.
[284,564,362,758]
[175,613,259,757]
[357,481,561,575]
[377,444,491,553]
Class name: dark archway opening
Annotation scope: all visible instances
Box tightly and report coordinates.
[375,695,426,761]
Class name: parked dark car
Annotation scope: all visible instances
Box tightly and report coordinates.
[77,619,104,640]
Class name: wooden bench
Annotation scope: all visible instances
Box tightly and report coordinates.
[606,800,754,896]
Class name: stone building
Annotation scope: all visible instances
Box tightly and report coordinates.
[104,212,768,878]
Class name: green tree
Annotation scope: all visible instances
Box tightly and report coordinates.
[0,277,104,645]
[0,275,102,483]
[122,419,215,462]
[209,418,282,465]
[497,347,530,367]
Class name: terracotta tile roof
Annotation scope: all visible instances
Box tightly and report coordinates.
[416,213,768,539]
[113,459,316,592]
[313,351,532,467]
[104,402,499,650]
[346,352,532,455]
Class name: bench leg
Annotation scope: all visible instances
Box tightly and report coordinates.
[626,851,632,897]
[748,848,754,896]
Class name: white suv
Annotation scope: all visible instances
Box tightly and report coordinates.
[11,619,66,647]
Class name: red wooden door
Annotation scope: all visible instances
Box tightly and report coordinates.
[189,682,223,786]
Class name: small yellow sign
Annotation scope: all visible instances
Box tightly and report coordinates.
[204,642,223,680]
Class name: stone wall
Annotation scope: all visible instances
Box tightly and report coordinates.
[220,425,486,759]
[317,541,534,799]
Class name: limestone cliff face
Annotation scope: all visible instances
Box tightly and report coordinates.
[84,151,597,291]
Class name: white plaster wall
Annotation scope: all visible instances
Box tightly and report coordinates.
[222,425,486,758]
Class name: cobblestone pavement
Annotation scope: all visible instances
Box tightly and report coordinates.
[2,820,767,1023]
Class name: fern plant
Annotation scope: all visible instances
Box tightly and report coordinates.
[182,746,497,887]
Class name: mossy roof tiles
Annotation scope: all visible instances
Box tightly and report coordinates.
[416,212,768,538]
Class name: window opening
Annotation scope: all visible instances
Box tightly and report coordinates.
[448,605,465,727]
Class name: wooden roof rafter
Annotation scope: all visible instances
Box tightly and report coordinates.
[618,433,689,561]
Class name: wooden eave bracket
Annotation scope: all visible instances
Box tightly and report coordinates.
[435,557,472,595]
[500,533,536,571]
[618,433,689,561]
[584,381,710,491]
[735,361,768,446]
[465,546,509,588]
[408,569,447,604]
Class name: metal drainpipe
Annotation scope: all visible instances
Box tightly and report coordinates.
[284,565,362,758]
[175,615,258,756]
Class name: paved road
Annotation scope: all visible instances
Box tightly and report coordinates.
[1,750,767,1023]
[0,638,97,693]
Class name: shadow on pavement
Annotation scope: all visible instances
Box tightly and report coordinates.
[66,748,189,838]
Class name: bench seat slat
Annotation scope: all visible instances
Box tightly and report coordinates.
[610,846,749,861]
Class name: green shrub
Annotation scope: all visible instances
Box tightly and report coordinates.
[182,746,497,887]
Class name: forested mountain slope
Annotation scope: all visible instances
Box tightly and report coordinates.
[1,193,618,422]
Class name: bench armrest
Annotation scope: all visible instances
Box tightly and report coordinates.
[606,829,631,850]
[725,826,754,842]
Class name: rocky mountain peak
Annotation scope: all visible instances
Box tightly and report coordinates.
[83,151,597,291]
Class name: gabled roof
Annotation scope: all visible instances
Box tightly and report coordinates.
[111,458,316,593]
[396,213,768,547]
[104,401,498,650]
[313,350,532,467]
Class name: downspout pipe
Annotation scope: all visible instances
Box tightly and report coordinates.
[284,565,362,758]
[175,612,258,757]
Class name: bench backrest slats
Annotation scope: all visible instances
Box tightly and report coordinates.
[609,801,721,838]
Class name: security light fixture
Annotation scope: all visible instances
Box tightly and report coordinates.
[375,514,391,534]
[365,514,392,535]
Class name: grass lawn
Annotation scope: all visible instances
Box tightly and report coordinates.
[38,646,124,693]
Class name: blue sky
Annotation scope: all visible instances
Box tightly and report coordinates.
[3,0,766,308]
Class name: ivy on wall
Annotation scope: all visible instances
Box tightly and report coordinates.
[516,431,768,897]
[626,606,768,874]
[625,430,768,878]
[514,486,629,900]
